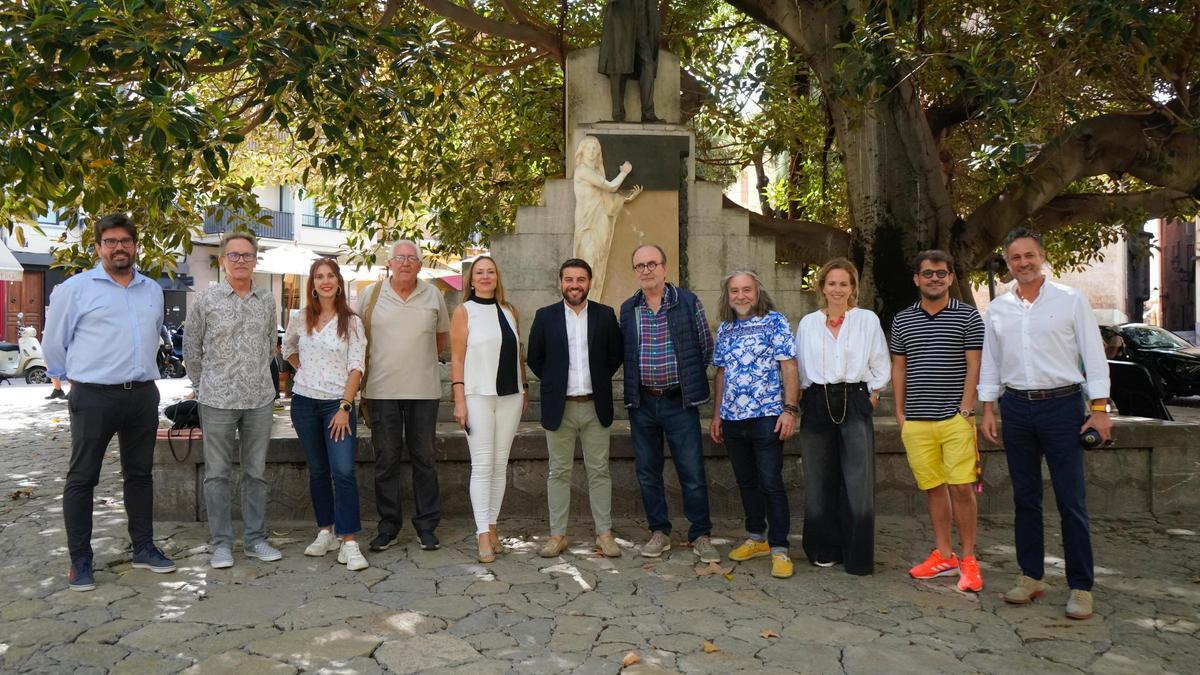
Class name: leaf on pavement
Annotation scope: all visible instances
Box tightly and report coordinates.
[621,651,641,667]
[760,628,780,639]
[10,489,33,500]
[695,561,724,576]
[701,639,720,653]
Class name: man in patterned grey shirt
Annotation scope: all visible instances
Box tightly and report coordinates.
[185,232,283,568]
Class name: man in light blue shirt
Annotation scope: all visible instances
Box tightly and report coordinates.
[43,214,177,592]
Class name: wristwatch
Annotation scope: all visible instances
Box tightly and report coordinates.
[958,409,976,418]
[339,400,353,413]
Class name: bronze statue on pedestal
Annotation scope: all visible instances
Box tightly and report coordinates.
[598,0,661,122]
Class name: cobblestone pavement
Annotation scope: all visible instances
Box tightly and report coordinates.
[1,382,1198,674]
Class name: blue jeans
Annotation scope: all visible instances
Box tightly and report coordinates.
[1000,392,1093,591]
[629,390,712,541]
[291,395,361,536]
[724,416,790,550]
[798,383,876,575]
[200,402,274,548]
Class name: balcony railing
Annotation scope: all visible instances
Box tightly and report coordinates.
[301,213,341,230]
[203,209,294,240]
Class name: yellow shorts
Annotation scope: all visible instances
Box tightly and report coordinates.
[900,416,977,490]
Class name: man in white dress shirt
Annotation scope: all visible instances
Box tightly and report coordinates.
[979,228,1111,620]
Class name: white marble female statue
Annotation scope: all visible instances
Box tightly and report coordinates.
[573,136,643,298]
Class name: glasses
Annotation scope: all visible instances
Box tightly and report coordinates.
[389,255,420,264]
[632,261,661,273]
[919,269,950,279]
[225,252,256,263]
[100,237,136,248]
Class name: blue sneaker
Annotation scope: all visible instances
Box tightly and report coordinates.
[68,557,96,591]
[131,545,177,573]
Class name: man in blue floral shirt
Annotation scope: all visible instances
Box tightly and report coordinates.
[710,269,800,578]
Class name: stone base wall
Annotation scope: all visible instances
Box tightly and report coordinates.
[153,418,1198,522]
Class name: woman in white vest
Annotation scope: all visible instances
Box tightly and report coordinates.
[450,256,528,563]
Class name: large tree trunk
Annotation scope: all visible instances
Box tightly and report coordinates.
[733,0,961,325]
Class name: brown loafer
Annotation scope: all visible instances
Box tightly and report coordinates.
[596,533,621,558]
[539,536,568,558]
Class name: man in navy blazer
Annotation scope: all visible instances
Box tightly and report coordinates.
[527,258,624,558]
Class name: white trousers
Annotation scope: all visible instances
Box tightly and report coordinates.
[466,393,523,534]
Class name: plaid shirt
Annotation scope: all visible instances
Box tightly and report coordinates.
[636,284,714,388]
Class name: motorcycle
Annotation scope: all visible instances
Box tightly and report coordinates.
[158,324,187,379]
[0,312,49,384]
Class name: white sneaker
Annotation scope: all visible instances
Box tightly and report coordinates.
[338,540,369,571]
[304,530,339,557]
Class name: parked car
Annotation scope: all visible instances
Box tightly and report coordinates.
[1107,323,1200,399]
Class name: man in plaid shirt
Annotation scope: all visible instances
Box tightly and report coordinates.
[618,244,717,562]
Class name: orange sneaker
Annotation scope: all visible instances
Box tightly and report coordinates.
[957,556,983,592]
[909,549,959,579]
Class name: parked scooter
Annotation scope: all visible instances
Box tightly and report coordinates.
[158,324,187,379]
[0,312,49,384]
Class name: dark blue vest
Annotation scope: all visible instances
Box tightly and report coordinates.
[619,285,710,408]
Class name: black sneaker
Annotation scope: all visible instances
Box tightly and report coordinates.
[45,389,65,400]
[417,531,440,551]
[369,531,397,552]
[68,557,96,591]
[131,545,177,573]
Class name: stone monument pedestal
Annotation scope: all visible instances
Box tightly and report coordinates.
[493,47,815,342]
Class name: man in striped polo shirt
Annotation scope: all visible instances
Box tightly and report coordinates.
[890,250,985,592]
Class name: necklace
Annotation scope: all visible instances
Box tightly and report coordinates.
[824,384,848,425]
[819,315,848,424]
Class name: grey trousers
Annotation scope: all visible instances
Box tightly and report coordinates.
[545,401,613,536]
[200,402,274,548]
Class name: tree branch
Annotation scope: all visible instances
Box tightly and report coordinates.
[962,106,1200,267]
[680,68,714,119]
[723,195,851,263]
[925,95,984,139]
[416,0,563,63]
[1030,189,1196,232]
[377,0,402,28]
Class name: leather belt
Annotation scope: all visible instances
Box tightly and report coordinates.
[1004,384,1082,400]
[641,385,681,398]
[817,381,867,392]
[565,394,593,402]
[70,380,156,391]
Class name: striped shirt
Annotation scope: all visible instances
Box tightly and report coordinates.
[636,284,714,388]
[890,298,984,421]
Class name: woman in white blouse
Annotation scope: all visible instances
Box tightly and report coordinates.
[793,258,890,575]
[450,256,528,563]
[283,259,369,571]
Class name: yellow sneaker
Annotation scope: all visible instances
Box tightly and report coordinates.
[771,553,794,579]
[729,539,771,561]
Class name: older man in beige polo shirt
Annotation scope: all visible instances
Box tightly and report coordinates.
[358,240,449,552]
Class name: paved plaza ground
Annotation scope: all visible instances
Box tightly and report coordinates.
[1,381,1197,674]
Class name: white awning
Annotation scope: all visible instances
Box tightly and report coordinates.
[0,241,25,282]
[255,245,321,275]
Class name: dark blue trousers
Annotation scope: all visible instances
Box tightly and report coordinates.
[629,390,712,542]
[1000,393,1094,591]
[723,416,790,549]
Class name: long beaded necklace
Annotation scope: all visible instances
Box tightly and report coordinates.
[821,309,849,424]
